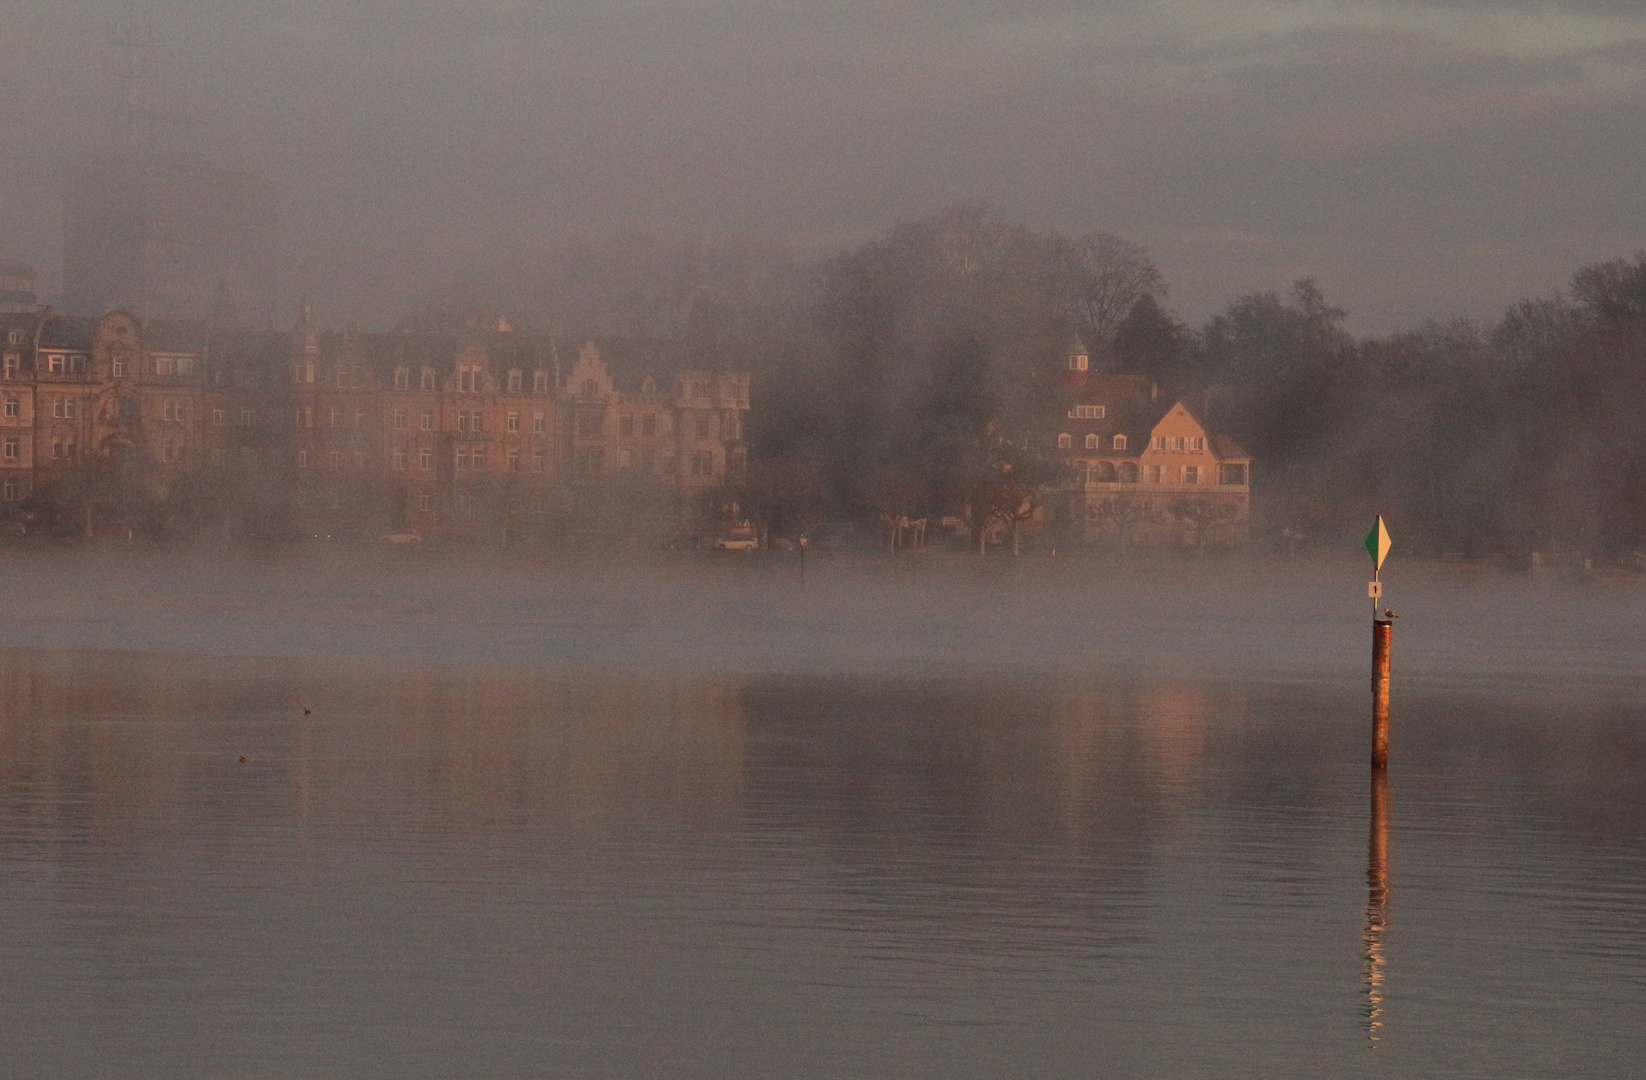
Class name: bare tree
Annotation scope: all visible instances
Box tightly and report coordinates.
[1052,230,1167,347]
[1088,497,1159,555]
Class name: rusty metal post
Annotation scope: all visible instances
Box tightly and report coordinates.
[1363,766,1390,1043]
[1371,618,1392,768]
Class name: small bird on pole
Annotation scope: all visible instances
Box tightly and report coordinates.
[1383,609,1398,620]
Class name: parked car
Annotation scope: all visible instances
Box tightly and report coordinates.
[713,536,759,551]
[380,529,422,544]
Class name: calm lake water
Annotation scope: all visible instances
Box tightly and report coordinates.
[0,550,1643,1078]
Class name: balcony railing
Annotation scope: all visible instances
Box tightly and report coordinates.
[1079,480,1249,494]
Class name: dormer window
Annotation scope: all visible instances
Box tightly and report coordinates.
[1085,434,1099,449]
[508,370,522,393]
[581,378,598,400]
[1068,354,1088,372]
[1068,405,1104,419]
[1113,435,1127,450]
[1057,433,1072,449]
[394,367,409,390]
[533,370,549,394]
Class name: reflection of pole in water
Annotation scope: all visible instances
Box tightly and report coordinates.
[1362,766,1390,1044]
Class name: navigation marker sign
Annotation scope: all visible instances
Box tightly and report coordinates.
[1365,517,1392,573]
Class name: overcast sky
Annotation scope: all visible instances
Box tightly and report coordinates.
[3,0,1645,331]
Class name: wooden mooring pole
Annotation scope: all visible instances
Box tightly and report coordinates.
[1371,618,1392,769]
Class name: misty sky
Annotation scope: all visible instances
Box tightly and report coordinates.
[3,0,1645,331]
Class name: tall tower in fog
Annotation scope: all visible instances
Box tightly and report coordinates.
[62,7,277,324]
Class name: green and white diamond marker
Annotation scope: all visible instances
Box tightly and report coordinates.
[1365,517,1392,573]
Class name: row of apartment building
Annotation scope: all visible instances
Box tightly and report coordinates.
[0,296,750,537]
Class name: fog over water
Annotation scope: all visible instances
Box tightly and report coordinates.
[0,546,1641,693]
[0,552,1643,1076]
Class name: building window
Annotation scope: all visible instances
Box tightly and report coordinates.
[580,378,598,400]
[1068,405,1105,420]
[1085,434,1099,449]
[695,414,712,440]
[394,368,409,390]
[163,400,185,422]
[1057,433,1072,449]
[112,359,125,378]
[1183,466,1199,484]
[575,447,604,476]
[329,409,341,428]
[2,397,15,418]
[641,413,656,437]
[1192,437,1206,451]
[2,438,16,460]
[335,370,346,388]
[1218,463,1248,485]
[532,412,545,434]
[212,408,226,425]
[1153,437,1167,451]
[1113,435,1127,450]
[394,449,407,470]
[1068,354,1088,372]
[507,412,518,432]
[691,450,714,476]
[421,410,434,431]
[456,448,469,471]
[533,370,549,394]
[3,354,17,379]
[531,452,545,472]
[298,450,310,467]
[618,447,632,470]
[729,449,746,478]
[508,370,522,393]
[355,412,366,429]
[1171,436,1186,451]
[693,380,709,398]
[1146,465,1162,483]
[507,450,520,471]
[328,451,341,468]
[619,414,633,437]
[4,332,15,345]
[1,479,16,501]
[471,451,485,472]
[419,493,433,512]
[152,356,172,376]
[421,368,435,390]
[394,409,406,430]
[419,448,432,471]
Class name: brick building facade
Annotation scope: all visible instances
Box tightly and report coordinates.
[0,300,750,539]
